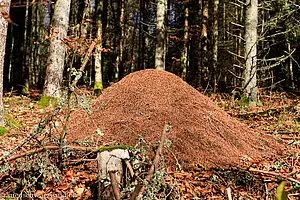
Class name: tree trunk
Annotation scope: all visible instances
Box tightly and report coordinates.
[0,0,11,126]
[244,0,258,105]
[155,0,167,70]
[212,0,218,93]
[94,0,104,96]
[181,7,188,80]
[43,0,71,97]
[118,0,125,78]
[287,42,295,89]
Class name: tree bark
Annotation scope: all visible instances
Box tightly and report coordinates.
[181,7,188,80]
[211,0,218,93]
[155,0,167,70]
[94,0,104,96]
[119,0,125,78]
[0,0,11,126]
[244,0,258,105]
[43,0,71,97]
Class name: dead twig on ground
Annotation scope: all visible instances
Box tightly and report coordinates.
[249,167,300,185]
[0,145,96,165]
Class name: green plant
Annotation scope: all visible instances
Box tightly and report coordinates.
[275,181,288,200]
[237,94,249,107]
[0,127,8,136]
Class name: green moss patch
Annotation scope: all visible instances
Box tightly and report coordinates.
[97,145,131,152]
[5,113,21,128]
[37,96,59,107]
[94,81,103,96]
[0,127,8,136]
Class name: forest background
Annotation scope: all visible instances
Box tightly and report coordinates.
[0,0,299,108]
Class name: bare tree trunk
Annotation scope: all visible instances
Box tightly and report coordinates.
[155,0,167,70]
[244,0,258,105]
[43,0,71,97]
[94,0,103,96]
[119,0,125,78]
[287,42,295,89]
[212,0,218,93]
[181,7,188,80]
[81,0,91,38]
[0,0,11,126]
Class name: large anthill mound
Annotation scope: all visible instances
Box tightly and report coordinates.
[68,69,282,167]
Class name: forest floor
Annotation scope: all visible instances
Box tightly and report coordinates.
[0,84,300,199]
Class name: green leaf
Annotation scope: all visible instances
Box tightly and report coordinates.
[275,181,288,200]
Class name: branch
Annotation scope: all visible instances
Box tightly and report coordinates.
[130,124,172,200]
[228,70,244,80]
[226,31,245,41]
[249,168,300,185]
[72,41,96,87]
[259,79,285,90]
[230,21,244,28]
[227,50,245,59]
[0,145,96,165]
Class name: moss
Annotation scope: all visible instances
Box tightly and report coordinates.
[37,96,59,107]
[5,113,21,128]
[21,82,29,95]
[97,145,131,152]
[0,127,8,136]
[180,57,186,68]
[237,94,249,107]
[94,81,103,96]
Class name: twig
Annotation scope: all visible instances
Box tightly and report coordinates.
[0,106,63,163]
[72,41,96,87]
[226,187,233,200]
[0,145,96,165]
[249,167,300,185]
[130,124,172,200]
[109,171,121,200]
[125,160,135,178]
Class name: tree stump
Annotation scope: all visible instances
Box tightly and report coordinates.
[97,149,130,199]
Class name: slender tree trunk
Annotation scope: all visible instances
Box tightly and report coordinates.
[94,0,104,96]
[155,0,167,70]
[119,0,125,78]
[244,0,258,105]
[129,13,136,72]
[43,0,72,97]
[181,7,189,80]
[138,0,144,70]
[287,42,295,89]
[212,0,218,93]
[0,0,11,126]
[81,0,90,38]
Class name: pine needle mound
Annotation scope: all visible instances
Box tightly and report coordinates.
[68,69,282,167]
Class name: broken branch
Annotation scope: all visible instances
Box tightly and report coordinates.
[130,124,172,200]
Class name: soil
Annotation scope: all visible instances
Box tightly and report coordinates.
[68,69,283,168]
